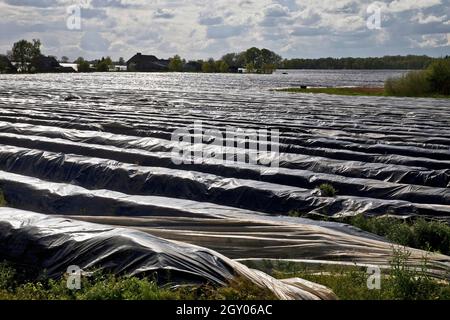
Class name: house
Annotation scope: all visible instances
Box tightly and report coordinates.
[228,66,240,73]
[31,55,61,72]
[31,55,75,73]
[184,61,203,72]
[60,63,78,72]
[109,65,127,72]
[126,53,169,72]
[0,55,16,73]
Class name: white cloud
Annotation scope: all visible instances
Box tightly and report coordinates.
[413,12,447,24]
[388,0,442,13]
[410,33,449,48]
[263,4,290,17]
[0,0,448,59]
[153,8,175,19]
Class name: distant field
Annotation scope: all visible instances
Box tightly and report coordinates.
[277,87,450,98]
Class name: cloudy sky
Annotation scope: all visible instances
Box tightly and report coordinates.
[0,0,449,61]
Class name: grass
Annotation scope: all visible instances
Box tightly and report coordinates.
[385,70,431,97]
[4,249,449,300]
[0,261,277,300]
[245,248,450,300]
[277,86,450,99]
[278,87,386,96]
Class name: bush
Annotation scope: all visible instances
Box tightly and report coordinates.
[95,61,110,72]
[262,248,450,300]
[385,70,431,96]
[0,262,16,292]
[77,61,91,73]
[427,59,450,95]
[318,183,337,197]
[384,58,450,97]
[387,248,442,300]
[411,219,450,254]
[347,216,450,255]
[0,190,7,207]
[0,262,277,300]
[284,212,449,255]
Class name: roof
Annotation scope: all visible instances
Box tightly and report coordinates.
[127,53,160,64]
[0,55,16,72]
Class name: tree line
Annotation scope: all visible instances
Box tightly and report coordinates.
[1,39,445,74]
[167,47,282,73]
[74,56,126,72]
[281,56,439,70]
[0,39,127,73]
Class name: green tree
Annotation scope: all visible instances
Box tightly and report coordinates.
[168,55,183,72]
[0,58,6,73]
[104,56,113,66]
[118,57,125,65]
[75,57,91,73]
[202,58,216,73]
[60,56,69,63]
[245,47,262,71]
[216,60,229,73]
[95,57,112,72]
[245,62,256,73]
[221,53,237,67]
[96,61,109,72]
[221,52,246,71]
[11,39,41,73]
[260,48,281,74]
[236,52,246,68]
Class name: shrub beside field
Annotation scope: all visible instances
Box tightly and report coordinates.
[345,215,450,256]
[278,58,450,98]
[0,262,277,300]
[385,59,450,97]
[2,248,449,300]
[384,70,431,97]
[318,183,337,197]
[249,248,450,300]
[290,211,450,256]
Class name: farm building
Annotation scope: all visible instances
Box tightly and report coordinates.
[126,53,169,72]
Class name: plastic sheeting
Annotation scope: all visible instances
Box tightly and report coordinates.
[0,121,449,188]
[0,73,449,297]
[0,170,449,280]
[0,145,449,218]
[0,208,337,300]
